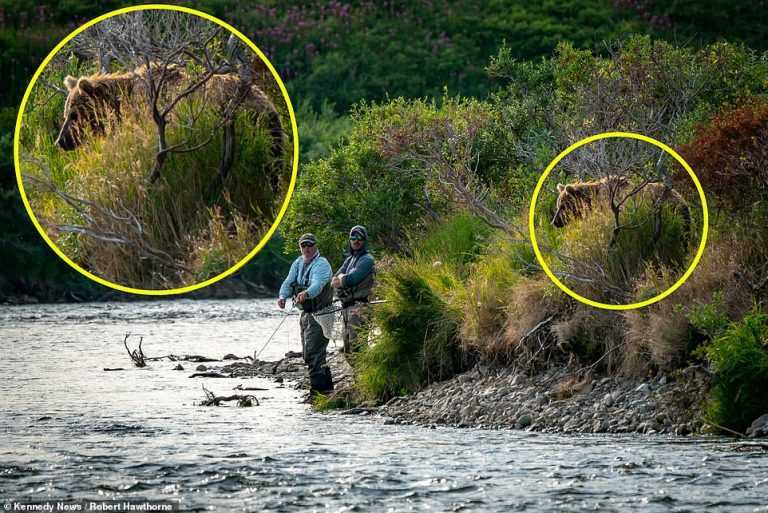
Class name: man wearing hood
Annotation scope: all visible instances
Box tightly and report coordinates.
[278,233,334,395]
[331,225,376,353]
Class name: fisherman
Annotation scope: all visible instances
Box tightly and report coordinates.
[277,233,334,395]
[331,225,376,353]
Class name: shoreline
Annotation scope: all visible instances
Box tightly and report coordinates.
[183,346,765,438]
[218,351,714,436]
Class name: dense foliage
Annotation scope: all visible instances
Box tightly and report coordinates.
[2,0,766,299]
[697,310,768,433]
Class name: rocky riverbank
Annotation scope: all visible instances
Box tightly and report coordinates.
[194,350,768,437]
[201,352,711,434]
[376,364,714,435]
[197,349,355,395]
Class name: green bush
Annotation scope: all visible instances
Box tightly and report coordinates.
[354,257,465,403]
[698,309,768,433]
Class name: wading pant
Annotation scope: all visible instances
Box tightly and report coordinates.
[342,304,366,353]
[300,311,333,392]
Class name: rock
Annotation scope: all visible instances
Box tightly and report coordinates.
[517,414,533,429]
[746,414,768,438]
[223,354,239,360]
[634,383,650,394]
[274,377,284,384]
[173,364,184,371]
[196,364,207,371]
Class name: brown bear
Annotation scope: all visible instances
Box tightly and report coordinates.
[54,63,286,160]
[551,176,691,239]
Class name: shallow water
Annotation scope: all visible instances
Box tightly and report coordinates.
[1,299,767,512]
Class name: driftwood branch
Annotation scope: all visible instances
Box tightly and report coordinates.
[123,333,146,367]
[199,385,259,407]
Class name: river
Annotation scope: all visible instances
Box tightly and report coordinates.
[1,299,767,512]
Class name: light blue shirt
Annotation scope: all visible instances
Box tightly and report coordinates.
[278,251,332,300]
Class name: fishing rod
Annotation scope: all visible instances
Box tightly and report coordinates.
[253,299,388,360]
[292,299,388,317]
[253,300,295,361]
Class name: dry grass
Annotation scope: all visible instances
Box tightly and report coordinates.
[551,306,625,373]
[458,241,523,354]
[480,277,567,367]
[622,236,753,375]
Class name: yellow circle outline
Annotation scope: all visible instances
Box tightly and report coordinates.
[528,131,708,310]
[13,4,299,296]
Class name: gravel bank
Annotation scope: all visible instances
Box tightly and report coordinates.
[378,364,712,435]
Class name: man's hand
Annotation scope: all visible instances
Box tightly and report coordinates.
[296,291,308,303]
[331,274,344,288]
[277,298,286,309]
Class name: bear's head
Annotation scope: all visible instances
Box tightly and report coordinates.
[551,183,592,228]
[55,76,112,151]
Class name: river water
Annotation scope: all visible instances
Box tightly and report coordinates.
[1,299,767,512]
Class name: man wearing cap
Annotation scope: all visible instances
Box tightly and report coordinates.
[278,233,334,394]
[331,225,376,353]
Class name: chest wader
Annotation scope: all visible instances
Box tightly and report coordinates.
[293,282,334,393]
[335,271,375,353]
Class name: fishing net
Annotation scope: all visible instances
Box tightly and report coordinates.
[312,304,343,341]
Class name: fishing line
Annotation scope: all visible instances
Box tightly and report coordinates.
[253,300,295,361]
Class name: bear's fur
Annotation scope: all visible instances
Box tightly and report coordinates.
[551,176,690,236]
[55,63,285,159]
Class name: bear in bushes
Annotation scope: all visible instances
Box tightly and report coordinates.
[551,176,691,241]
[54,62,286,160]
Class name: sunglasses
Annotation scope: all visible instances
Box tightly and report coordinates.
[349,236,364,241]
[300,242,315,248]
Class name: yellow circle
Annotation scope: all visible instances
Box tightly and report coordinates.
[528,131,708,310]
[14,4,299,296]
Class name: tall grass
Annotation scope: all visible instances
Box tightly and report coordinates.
[353,213,485,402]
[458,242,522,354]
[19,67,288,289]
[411,212,492,274]
[354,258,465,402]
[622,225,755,375]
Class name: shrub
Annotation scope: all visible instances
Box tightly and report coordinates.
[677,100,768,210]
[697,309,768,433]
[19,64,286,289]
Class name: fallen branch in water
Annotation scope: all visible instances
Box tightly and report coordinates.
[123,334,146,367]
[199,385,259,407]
[233,384,268,391]
[145,354,220,362]
[189,372,230,378]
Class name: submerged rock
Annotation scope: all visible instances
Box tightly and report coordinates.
[747,414,768,438]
